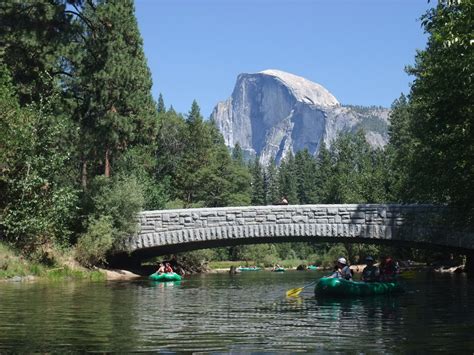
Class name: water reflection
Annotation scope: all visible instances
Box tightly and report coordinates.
[0,272,473,352]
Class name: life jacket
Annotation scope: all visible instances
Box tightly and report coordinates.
[331,265,352,280]
[362,265,380,282]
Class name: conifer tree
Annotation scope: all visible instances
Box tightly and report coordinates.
[295,149,318,204]
[250,158,265,205]
[264,157,279,205]
[278,153,298,204]
[0,0,77,106]
[232,143,244,166]
[157,93,166,113]
[78,0,157,178]
[315,142,333,203]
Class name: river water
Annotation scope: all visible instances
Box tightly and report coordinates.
[0,270,473,353]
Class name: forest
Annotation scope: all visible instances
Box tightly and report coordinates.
[0,1,472,271]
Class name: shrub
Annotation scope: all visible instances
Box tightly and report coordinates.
[75,216,114,267]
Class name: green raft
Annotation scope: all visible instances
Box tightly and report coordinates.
[237,267,261,272]
[307,265,318,270]
[315,277,402,297]
[149,272,182,282]
[272,268,285,272]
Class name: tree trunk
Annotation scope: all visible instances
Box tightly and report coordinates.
[105,148,111,177]
[81,160,87,188]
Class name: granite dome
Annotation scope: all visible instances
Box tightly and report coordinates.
[211,70,389,166]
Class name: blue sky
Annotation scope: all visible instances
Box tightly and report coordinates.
[135,0,432,117]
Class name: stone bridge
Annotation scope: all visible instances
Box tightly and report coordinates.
[113,204,474,264]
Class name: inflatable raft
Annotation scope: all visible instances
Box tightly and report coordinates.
[237,267,261,272]
[272,268,285,272]
[149,272,182,282]
[315,277,402,297]
[307,265,318,270]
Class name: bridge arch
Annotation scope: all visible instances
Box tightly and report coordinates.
[112,204,473,264]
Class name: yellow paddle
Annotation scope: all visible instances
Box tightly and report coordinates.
[286,280,318,297]
[399,270,417,279]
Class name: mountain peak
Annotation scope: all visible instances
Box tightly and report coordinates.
[259,69,339,107]
[211,71,389,166]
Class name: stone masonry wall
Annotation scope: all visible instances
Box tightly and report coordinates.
[121,204,474,253]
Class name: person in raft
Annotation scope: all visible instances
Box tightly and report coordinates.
[379,257,399,282]
[329,257,352,280]
[164,262,174,274]
[156,263,165,274]
[361,256,380,282]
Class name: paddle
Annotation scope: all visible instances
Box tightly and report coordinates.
[399,270,417,279]
[286,280,319,297]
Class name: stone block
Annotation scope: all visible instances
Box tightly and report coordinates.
[350,212,365,219]
[291,215,308,223]
[201,211,217,217]
[327,207,338,215]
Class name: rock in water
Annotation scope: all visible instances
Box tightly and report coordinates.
[211,69,390,165]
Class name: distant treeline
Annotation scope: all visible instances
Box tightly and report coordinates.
[0,1,471,267]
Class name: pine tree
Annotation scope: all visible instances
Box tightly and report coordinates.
[295,149,318,204]
[278,153,298,204]
[264,157,279,205]
[315,142,332,203]
[157,93,166,113]
[250,158,265,205]
[386,94,414,202]
[0,1,77,106]
[78,0,157,178]
[232,143,244,166]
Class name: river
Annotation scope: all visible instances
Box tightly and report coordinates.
[0,270,473,353]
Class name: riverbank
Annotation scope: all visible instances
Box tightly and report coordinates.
[0,242,109,282]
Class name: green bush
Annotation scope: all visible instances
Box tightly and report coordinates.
[75,216,114,267]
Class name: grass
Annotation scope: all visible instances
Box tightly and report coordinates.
[0,242,106,281]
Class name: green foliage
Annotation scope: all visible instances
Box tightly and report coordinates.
[0,0,76,105]
[277,153,298,204]
[168,101,252,207]
[402,1,474,217]
[264,157,279,204]
[114,146,169,210]
[75,216,114,267]
[77,0,158,177]
[0,64,78,251]
[295,149,318,204]
[250,158,265,205]
[85,175,144,242]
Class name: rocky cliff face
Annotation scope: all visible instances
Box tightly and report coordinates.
[211,69,390,165]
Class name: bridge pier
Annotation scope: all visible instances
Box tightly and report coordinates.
[108,253,142,269]
[466,253,474,274]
